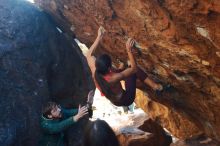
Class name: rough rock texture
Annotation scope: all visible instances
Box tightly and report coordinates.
[135,89,202,139]
[35,0,220,141]
[138,118,172,146]
[170,134,220,146]
[117,116,172,146]
[0,0,92,145]
[118,132,154,146]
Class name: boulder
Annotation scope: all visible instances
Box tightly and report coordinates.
[0,0,92,145]
[117,117,172,146]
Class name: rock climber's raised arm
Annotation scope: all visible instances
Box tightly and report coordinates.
[86,26,105,75]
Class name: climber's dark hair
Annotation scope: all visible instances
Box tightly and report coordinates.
[95,54,112,75]
[83,119,120,146]
[94,54,118,102]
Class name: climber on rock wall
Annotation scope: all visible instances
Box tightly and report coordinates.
[86,26,163,106]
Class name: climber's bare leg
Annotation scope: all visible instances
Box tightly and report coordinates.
[135,66,163,91]
[144,78,163,91]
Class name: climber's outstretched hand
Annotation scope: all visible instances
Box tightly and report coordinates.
[73,105,88,122]
[97,26,105,39]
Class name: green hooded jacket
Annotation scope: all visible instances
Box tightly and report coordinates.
[39,108,78,146]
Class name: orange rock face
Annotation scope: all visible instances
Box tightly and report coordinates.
[35,0,220,141]
[135,89,202,139]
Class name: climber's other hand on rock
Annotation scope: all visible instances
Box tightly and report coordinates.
[126,38,135,52]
